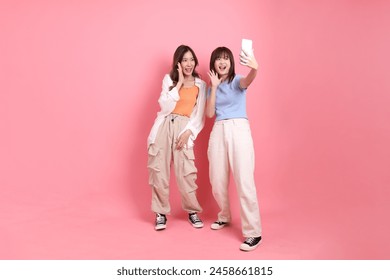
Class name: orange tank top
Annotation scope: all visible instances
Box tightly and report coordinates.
[171,85,199,117]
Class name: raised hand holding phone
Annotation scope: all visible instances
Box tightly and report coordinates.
[240,39,258,70]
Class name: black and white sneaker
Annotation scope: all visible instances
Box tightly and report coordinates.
[155,213,167,231]
[239,236,262,251]
[188,213,204,228]
[210,221,228,230]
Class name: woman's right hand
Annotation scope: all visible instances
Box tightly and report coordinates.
[208,70,221,88]
[177,62,184,84]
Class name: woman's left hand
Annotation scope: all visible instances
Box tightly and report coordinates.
[175,130,192,150]
[239,49,258,70]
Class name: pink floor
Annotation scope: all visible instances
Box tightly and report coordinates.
[2,176,389,260]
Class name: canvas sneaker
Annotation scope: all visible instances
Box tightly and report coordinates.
[239,236,262,251]
[155,213,167,231]
[210,221,228,230]
[188,213,204,228]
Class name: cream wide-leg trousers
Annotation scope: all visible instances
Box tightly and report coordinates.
[148,114,203,215]
[207,118,262,237]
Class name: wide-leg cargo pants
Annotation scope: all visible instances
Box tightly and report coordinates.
[148,114,203,215]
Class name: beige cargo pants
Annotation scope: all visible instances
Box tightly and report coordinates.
[148,114,203,215]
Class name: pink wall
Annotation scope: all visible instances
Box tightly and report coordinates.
[1,0,390,259]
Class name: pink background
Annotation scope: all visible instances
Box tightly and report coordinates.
[1,0,390,259]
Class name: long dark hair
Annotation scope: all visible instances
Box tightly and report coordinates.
[209,47,235,83]
[169,45,200,89]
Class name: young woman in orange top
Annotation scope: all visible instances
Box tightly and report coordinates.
[147,45,207,230]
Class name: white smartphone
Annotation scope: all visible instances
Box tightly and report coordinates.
[241,39,253,56]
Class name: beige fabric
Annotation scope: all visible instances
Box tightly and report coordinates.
[148,114,203,214]
[207,118,262,237]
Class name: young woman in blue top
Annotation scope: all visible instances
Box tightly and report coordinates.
[206,46,262,251]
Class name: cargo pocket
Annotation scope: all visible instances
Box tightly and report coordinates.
[183,149,197,176]
[147,145,161,187]
[182,149,198,192]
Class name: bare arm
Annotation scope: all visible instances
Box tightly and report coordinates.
[206,70,221,118]
[239,50,259,89]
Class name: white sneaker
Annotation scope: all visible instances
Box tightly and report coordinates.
[188,213,204,228]
[155,213,167,230]
[239,237,262,251]
[210,221,228,230]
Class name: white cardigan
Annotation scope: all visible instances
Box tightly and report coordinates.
[147,74,207,149]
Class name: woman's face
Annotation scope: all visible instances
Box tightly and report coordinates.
[180,51,196,77]
[214,52,231,79]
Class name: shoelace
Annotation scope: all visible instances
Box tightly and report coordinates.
[156,214,166,224]
[245,237,257,245]
[189,214,201,223]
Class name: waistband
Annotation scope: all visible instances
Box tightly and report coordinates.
[214,118,249,125]
[167,113,190,119]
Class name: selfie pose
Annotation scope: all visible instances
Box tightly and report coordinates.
[206,45,262,251]
[147,45,206,231]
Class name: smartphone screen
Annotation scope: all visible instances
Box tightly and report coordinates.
[241,39,253,56]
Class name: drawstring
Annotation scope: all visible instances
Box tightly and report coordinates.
[169,115,179,122]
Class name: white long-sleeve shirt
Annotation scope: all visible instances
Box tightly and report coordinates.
[147,74,207,149]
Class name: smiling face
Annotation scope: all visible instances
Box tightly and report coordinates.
[180,51,196,77]
[169,45,199,86]
[214,52,231,80]
[210,47,235,83]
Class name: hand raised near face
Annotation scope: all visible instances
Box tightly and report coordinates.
[177,62,185,84]
[208,70,222,88]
